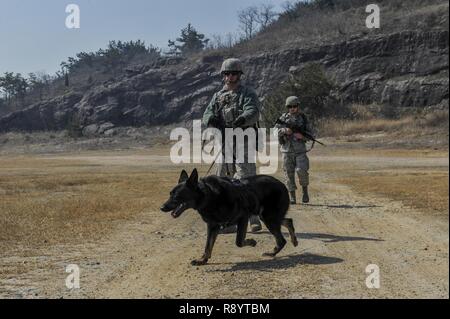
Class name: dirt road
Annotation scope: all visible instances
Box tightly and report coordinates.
[1,149,448,299]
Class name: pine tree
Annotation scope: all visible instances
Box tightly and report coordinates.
[168,23,209,56]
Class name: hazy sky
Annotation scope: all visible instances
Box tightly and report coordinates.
[0,0,287,75]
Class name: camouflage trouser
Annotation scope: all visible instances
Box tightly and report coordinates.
[282,152,310,191]
[216,136,257,179]
[216,162,256,179]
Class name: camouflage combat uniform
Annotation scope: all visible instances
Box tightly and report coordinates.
[202,84,260,179]
[202,58,262,232]
[275,111,312,193]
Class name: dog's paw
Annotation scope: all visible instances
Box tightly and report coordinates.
[191,259,208,266]
[245,239,257,247]
[292,237,299,247]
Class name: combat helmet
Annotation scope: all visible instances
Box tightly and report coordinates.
[220,58,243,74]
[285,96,300,107]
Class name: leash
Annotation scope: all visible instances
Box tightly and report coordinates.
[204,146,222,176]
[203,144,235,177]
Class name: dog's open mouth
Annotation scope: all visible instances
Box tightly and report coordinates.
[171,203,188,218]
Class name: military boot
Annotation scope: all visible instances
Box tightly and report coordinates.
[302,186,309,203]
[219,224,237,234]
[289,191,297,205]
[249,215,262,233]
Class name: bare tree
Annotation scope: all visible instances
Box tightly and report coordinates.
[281,0,296,12]
[209,33,229,49]
[208,33,222,49]
[255,4,277,29]
[226,32,239,48]
[238,6,259,40]
[281,0,299,20]
[208,32,240,50]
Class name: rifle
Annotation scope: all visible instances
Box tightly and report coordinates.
[275,118,326,146]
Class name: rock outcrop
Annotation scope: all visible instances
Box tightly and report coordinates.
[0,30,448,133]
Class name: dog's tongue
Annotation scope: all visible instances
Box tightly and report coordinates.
[171,203,184,218]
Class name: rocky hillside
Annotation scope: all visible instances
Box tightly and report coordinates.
[0,3,448,134]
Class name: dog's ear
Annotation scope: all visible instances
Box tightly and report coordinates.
[178,170,189,184]
[187,168,198,186]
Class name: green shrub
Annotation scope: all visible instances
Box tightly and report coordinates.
[261,63,334,126]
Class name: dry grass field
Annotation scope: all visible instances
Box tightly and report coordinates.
[0,149,182,252]
[308,147,449,218]
[318,109,449,144]
[0,140,448,298]
[336,170,448,217]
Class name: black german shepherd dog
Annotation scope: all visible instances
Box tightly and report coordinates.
[161,169,298,266]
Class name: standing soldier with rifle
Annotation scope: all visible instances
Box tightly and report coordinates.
[202,58,262,233]
[275,96,315,204]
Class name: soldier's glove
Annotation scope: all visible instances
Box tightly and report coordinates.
[232,116,246,128]
[293,132,304,140]
[283,128,293,135]
[208,116,222,128]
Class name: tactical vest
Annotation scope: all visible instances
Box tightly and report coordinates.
[215,88,247,127]
[278,112,309,153]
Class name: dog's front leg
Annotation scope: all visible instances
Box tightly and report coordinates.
[191,224,220,266]
[236,217,257,248]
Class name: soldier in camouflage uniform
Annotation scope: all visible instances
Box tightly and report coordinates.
[275,96,312,204]
[202,58,262,232]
